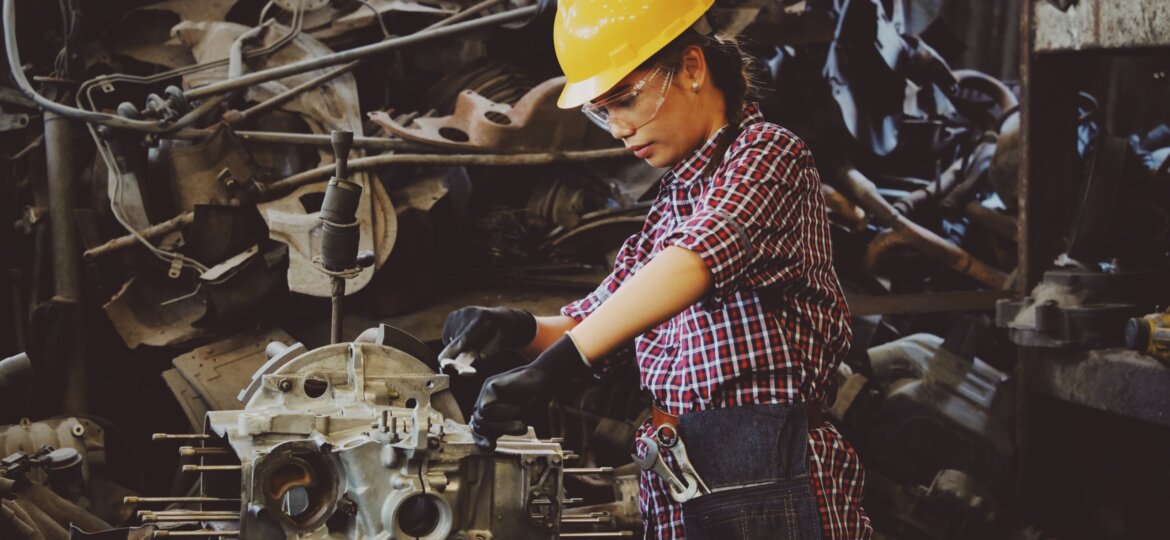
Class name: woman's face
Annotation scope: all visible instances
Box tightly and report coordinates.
[587,50,727,168]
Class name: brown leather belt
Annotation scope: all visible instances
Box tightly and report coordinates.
[652,402,826,431]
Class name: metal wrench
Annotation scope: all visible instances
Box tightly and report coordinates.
[631,437,691,496]
[654,424,710,500]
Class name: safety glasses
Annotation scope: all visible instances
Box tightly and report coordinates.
[581,65,674,132]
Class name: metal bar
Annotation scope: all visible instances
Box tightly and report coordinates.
[168,128,437,152]
[264,147,631,197]
[559,533,635,538]
[80,207,189,260]
[184,6,538,101]
[152,531,239,538]
[182,465,242,473]
[563,467,614,475]
[143,515,239,523]
[152,433,211,441]
[226,61,359,125]
[331,277,344,345]
[45,112,80,301]
[425,0,506,29]
[125,497,239,505]
[178,447,231,457]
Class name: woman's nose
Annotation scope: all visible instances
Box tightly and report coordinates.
[608,121,633,140]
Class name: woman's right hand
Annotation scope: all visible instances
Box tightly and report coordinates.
[437,306,536,376]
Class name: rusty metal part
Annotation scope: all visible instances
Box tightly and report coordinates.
[835,164,1009,288]
[964,202,1018,241]
[892,158,964,216]
[1034,0,1170,52]
[82,213,194,260]
[183,5,539,101]
[164,125,258,213]
[369,77,590,153]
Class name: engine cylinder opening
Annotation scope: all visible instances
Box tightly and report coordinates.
[261,453,336,528]
[397,494,441,537]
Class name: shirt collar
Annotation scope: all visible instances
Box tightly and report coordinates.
[666,102,765,185]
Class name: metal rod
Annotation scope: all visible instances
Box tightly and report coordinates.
[44,112,81,301]
[559,533,635,538]
[265,147,631,197]
[168,128,437,152]
[225,61,359,125]
[152,531,240,538]
[560,517,610,524]
[179,447,231,457]
[563,467,614,475]
[143,515,239,523]
[84,212,194,260]
[181,465,242,473]
[152,433,210,441]
[125,497,239,505]
[83,147,631,260]
[185,6,537,101]
[425,0,506,30]
[331,277,344,345]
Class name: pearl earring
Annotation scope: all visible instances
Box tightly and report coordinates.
[691,82,700,92]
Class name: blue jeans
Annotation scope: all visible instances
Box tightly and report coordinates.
[675,403,823,540]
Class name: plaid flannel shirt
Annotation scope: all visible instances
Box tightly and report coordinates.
[562,104,872,539]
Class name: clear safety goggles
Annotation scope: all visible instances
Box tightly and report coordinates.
[581,65,674,132]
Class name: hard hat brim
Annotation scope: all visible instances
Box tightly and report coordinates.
[555,1,712,110]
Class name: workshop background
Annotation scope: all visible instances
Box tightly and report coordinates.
[0,0,1168,539]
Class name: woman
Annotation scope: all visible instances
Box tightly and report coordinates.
[442,1,872,538]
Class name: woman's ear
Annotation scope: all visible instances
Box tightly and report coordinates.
[680,45,707,90]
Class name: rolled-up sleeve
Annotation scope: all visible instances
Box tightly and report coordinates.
[662,129,812,303]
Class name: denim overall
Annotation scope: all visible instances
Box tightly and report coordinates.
[674,403,823,540]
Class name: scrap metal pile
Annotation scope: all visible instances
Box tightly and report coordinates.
[4,0,1164,539]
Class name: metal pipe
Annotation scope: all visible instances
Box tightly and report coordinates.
[169,128,437,152]
[181,465,242,473]
[152,433,211,441]
[835,165,1009,288]
[178,447,231,457]
[184,6,538,101]
[153,531,239,538]
[964,201,1018,241]
[264,147,631,197]
[0,353,32,392]
[82,212,194,260]
[425,0,506,30]
[331,277,344,345]
[563,467,614,475]
[125,497,239,505]
[44,112,81,302]
[224,62,359,125]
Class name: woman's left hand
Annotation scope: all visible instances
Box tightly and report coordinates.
[470,335,587,450]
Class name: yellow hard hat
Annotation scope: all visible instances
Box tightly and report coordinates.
[554,0,715,109]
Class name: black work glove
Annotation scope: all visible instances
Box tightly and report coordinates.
[470,335,588,450]
[438,306,537,376]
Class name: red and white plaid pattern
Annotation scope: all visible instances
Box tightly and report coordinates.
[562,104,872,539]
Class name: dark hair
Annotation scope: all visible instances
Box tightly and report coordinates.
[641,28,763,125]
